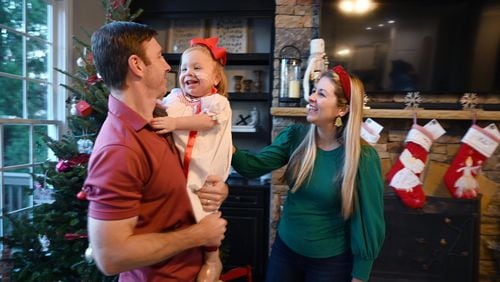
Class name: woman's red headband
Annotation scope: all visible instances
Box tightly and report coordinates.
[190,37,227,66]
[332,65,351,101]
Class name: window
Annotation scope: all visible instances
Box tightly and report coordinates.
[0,0,69,238]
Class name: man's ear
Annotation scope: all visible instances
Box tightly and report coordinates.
[128,55,144,76]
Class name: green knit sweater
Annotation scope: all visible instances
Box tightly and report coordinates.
[231,124,385,281]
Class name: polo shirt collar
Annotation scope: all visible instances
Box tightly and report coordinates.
[108,94,149,131]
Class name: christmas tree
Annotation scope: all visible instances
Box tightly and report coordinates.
[1,1,142,281]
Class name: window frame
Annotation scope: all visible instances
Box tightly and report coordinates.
[0,0,70,238]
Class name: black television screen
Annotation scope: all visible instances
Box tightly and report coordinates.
[320,0,500,94]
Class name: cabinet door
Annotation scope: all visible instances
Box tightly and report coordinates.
[220,184,270,281]
[371,196,479,282]
[221,207,267,281]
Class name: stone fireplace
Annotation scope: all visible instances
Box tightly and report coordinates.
[270,1,499,281]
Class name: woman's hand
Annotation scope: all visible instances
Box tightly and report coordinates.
[352,278,363,282]
[198,175,228,212]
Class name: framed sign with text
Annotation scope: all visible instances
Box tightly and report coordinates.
[168,19,206,53]
[210,18,247,53]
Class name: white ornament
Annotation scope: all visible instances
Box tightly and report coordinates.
[38,234,50,253]
[460,92,478,110]
[77,138,93,154]
[85,245,94,263]
[363,93,370,109]
[70,103,78,115]
[76,57,86,68]
[404,91,422,109]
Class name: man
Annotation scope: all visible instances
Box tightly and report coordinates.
[85,21,227,281]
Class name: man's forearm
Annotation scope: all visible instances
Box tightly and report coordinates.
[89,217,206,275]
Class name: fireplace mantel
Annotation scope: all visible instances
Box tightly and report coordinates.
[271,107,500,121]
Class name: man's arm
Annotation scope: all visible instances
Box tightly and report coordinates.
[88,212,226,276]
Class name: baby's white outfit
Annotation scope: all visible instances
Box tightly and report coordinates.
[162,88,232,221]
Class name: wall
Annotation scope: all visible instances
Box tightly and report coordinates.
[73,0,105,40]
[70,0,106,74]
[272,0,500,281]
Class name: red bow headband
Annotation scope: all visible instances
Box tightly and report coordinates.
[190,37,227,66]
[332,65,351,101]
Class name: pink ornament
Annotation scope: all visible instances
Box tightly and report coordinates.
[55,154,90,173]
[55,160,71,173]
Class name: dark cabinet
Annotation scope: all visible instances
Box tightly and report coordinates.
[220,184,270,282]
[372,195,480,282]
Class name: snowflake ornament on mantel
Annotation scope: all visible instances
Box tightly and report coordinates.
[460,92,478,110]
[404,91,422,109]
[363,93,370,109]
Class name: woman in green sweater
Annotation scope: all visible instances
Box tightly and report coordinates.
[231,66,385,282]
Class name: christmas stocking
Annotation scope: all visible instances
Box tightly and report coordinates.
[386,119,445,208]
[444,123,500,199]
[361,118,384,145]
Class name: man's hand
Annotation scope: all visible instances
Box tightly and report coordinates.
[196,212,227,247]
[197,175,228,212]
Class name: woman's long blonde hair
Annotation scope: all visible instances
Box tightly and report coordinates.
[282,70,365,219]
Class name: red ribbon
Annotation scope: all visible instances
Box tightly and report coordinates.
[182,103,202,177]
[190,37,227,66]
[332,65,351,101]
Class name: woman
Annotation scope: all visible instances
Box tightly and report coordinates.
[231,66,385,282]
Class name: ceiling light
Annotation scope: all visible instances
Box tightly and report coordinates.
[338,0,375,14]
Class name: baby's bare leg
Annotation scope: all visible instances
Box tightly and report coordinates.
[197,249,223,282]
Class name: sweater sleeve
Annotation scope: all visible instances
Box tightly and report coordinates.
[350,145,386,281]
[231,125,303,179]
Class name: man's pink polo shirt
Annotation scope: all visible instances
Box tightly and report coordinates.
[85,95,202,281]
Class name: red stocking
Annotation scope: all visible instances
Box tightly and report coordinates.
[444,124,499,199]
[386,120,445,208]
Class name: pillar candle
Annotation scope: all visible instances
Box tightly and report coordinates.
[288,80,301,98]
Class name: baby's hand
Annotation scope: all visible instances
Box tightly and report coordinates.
[150,116,176,134]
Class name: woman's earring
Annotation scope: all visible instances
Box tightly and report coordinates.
[334,116,343,127]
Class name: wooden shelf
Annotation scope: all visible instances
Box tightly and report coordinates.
[163,53,270,66]
[270,107,500,120]
[229,92,268,101]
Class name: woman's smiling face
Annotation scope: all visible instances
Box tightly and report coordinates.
[306,76,345,127]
